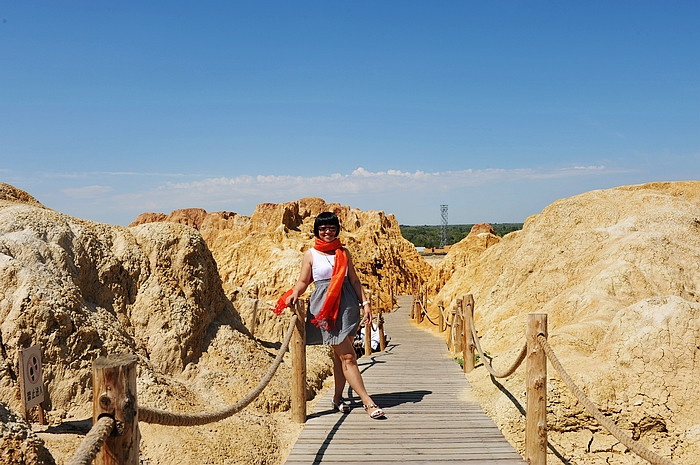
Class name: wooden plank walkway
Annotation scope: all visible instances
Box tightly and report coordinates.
[285,295,525,465]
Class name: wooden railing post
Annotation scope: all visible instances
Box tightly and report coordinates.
[291,300,307,423]
[526,313,548,465]
[364,318,372,356]
[93,354,139,465]
[415,293,420,322]
[447,304,457,351]
[462,295,475,373]
[410,294,416,319]
[453,299,463,354]
[378,310,386,351]
[438,301,445,332]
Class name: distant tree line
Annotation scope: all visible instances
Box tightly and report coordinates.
[399,223,523,248]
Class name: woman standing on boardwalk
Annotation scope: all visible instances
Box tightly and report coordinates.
[277,212,385,420]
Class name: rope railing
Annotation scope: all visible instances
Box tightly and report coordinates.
[416,300,441,326]
[141,313,298,426]
[66,313,299,465]
[450,311,461,351]
[466,308,527,378]
[412,295,452,335]
[537,335,675,465]
[66,416,115,465]
[454,294,676,465]
[68,291,390,463]
[438,304,452,328]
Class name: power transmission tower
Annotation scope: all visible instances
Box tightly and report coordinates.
[440,205,448,248]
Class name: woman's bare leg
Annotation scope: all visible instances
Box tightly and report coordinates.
[332,336,381,414]
[332,351,346,404]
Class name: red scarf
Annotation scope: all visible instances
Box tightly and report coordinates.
[310,238,347,330]
[272,238,348,332]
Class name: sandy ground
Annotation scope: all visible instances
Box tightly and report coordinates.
[421,254,445,266]
[31,364,336,465]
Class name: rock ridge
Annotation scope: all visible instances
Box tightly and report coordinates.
[422,181,700,464]
[0,183,330,464]
[131,197,432,341]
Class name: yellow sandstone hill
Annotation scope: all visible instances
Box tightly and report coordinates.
[3,180,698,465]
[0,184,430,465]
[0,184,346,464]
[421,181,700,464]
[131,197,432,342]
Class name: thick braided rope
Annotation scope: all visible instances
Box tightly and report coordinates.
[66,416,115,465]
[437,305,453,328]
[140,314,298,426]
[417,300,440,326]
[537,335,675,465]
[468,310,526,378]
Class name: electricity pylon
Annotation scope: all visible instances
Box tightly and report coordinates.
[440,205,448,248]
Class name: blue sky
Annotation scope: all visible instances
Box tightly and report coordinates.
[2,1,698,226]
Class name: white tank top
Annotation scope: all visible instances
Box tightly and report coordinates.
[310,248,347,281]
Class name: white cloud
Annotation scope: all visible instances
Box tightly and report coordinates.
[45,171,191,180]
[61,185,113,197]
[44,164,634,225]
[136,165,625,207]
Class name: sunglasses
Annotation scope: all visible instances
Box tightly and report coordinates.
[318,226,337,232]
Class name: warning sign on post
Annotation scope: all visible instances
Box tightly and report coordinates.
[20,344,44,413]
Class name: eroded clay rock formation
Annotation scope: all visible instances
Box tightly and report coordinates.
[422,181,700,464]
[1,185,241,408]
[0,402,55,465]
[0,183,329,464]
[132,197,432,341]
[425,222,501,298]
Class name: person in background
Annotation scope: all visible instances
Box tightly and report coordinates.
[358,322,390,353]
[275,212,385,420]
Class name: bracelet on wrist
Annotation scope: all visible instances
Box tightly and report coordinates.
[361,300,370,306]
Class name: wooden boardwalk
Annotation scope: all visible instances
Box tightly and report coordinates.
[285,296,525,465]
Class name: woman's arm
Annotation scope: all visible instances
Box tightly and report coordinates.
[346,250,371,323]
[286,250,313,307]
